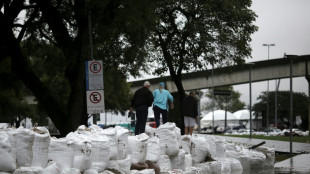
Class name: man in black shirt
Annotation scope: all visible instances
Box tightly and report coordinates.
[130,81,154,135]
[182,91,198,136]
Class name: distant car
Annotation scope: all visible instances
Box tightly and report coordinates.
[283,129,303,136]
[264,127,282,135]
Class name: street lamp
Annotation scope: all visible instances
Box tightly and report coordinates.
[262,43,275,128]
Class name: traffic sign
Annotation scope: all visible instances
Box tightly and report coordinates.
[85,60,104,90]
[86,90,105,114]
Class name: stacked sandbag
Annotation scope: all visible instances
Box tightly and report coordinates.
[180,135,191,154]
[184,154,193,171]
[226,150,251,172]
[88,134,110,172]
[144,125,156,137]
[99,128,118,160]
[0,130,16,172]
[242,149,267,170]
[16,127,35,167]
[66,132,92,172]
[190,136,210,164]
[43,161,61,174]
[255,146,275,169]
[170,149,186,171]
[31,127,51,168]
[48,138,75,172]
[155,123,179,156]
[204,136,216,158]
[127,133,149,164]
[145,136,161,162]
[115,126,129,160]
[214,138,226,158]
[14,167,43,174]
[156,155,171,172]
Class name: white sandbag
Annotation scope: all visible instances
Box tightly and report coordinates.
[204,136,216,158]
[127,133,149,164]
[84,169,99,174]
[226,150,250,171]
[215,158,231,174]
[59,168,80,174]
[66,132,92,171]
[145,125,156,137]
[43,161,61,174]
[99,170,117,174]
[31,127,51,168]
[100,128,118,160]
[184,154,193,171]
[106,160,119,170]
[183,167,207,174]
[130,169,155,174]
[157,155,171,172]
[117,155,131,174]
[195,161,221,174]
[255,146,275,169]
[16,127,35,167]
[190,136,210,163]
[0,131,15,172]
[116,126,129,160]
[170,149,186,171]
[89,134,110,171]
[5,128,17,169]
[13,167,43,174]
[145,137,161,162]
[180,135,191,154]
[48,138,74,171]
[224,143,237,151]
[214,140,226,158]
[155,127,179,156]
[242,149,266,170]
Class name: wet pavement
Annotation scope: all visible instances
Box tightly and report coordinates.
[274,154,310,173]
[198,134,310,173]
[201,135,310,153]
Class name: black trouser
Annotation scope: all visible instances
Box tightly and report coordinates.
[135,105,148,135]
[153,105,167,128]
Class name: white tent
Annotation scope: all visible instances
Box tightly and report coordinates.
[233,109,254,120]
[200,110,238,128]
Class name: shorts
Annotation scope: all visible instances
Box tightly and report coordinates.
[184,116,196,127]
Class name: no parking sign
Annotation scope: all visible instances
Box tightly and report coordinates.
[85,60,105,114]
[86,90,105,114]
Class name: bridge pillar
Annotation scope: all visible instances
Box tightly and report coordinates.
[306,75,310,135]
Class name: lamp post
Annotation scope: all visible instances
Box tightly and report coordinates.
[262,43,275,128]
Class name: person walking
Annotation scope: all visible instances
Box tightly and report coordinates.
[153,82,174,127]
[130,81,154,135]
[182,91,198,136]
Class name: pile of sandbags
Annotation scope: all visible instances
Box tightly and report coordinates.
[0,122,275,174]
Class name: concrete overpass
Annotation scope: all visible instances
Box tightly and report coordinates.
[129,55,310,93]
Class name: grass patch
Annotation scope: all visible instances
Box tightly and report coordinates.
[219,134,310,143]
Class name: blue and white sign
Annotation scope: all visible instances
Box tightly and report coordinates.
[85,60,104,90]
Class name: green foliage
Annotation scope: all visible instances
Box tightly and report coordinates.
[253,91,308,130]
[149,0,258,75]
[204,86,246,112]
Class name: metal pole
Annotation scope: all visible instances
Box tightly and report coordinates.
[289,58,293,154]
[266,45,270,128]
[212,64,215,134]
[249,64,253,139]
[275,79,280,128]
[225,95,227,131]
[198,91,201,134]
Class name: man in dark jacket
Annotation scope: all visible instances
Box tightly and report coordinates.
[182,91,198,136]
[130,81,154,135]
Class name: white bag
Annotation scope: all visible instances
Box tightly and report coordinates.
[117,155,132,174]
[13,167,43,174]
[48,138,75,171]
[116,127,129,160]
[16,127,35,167]
[145,137,161,162]
[190,136,210,163]
[170,149,186,171]
[127,133,148,164]
[89,134,110,171]
[31,127,51,168]
[0,131,16,172]
[43,161,61,174]
[157,155,171,172]
[156,128,179,156]
[100,128,118,160]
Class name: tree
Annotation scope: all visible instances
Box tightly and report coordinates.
[148,0,257,129]
[253,91,308,130]
[0,0,156,136]
[204,86,246,113]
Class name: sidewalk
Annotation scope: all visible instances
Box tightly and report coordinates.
[274,154,310,173]
[200,134,310,153]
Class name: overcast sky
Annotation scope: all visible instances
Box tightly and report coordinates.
[235,0,310,105]
[129,0,310,107]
